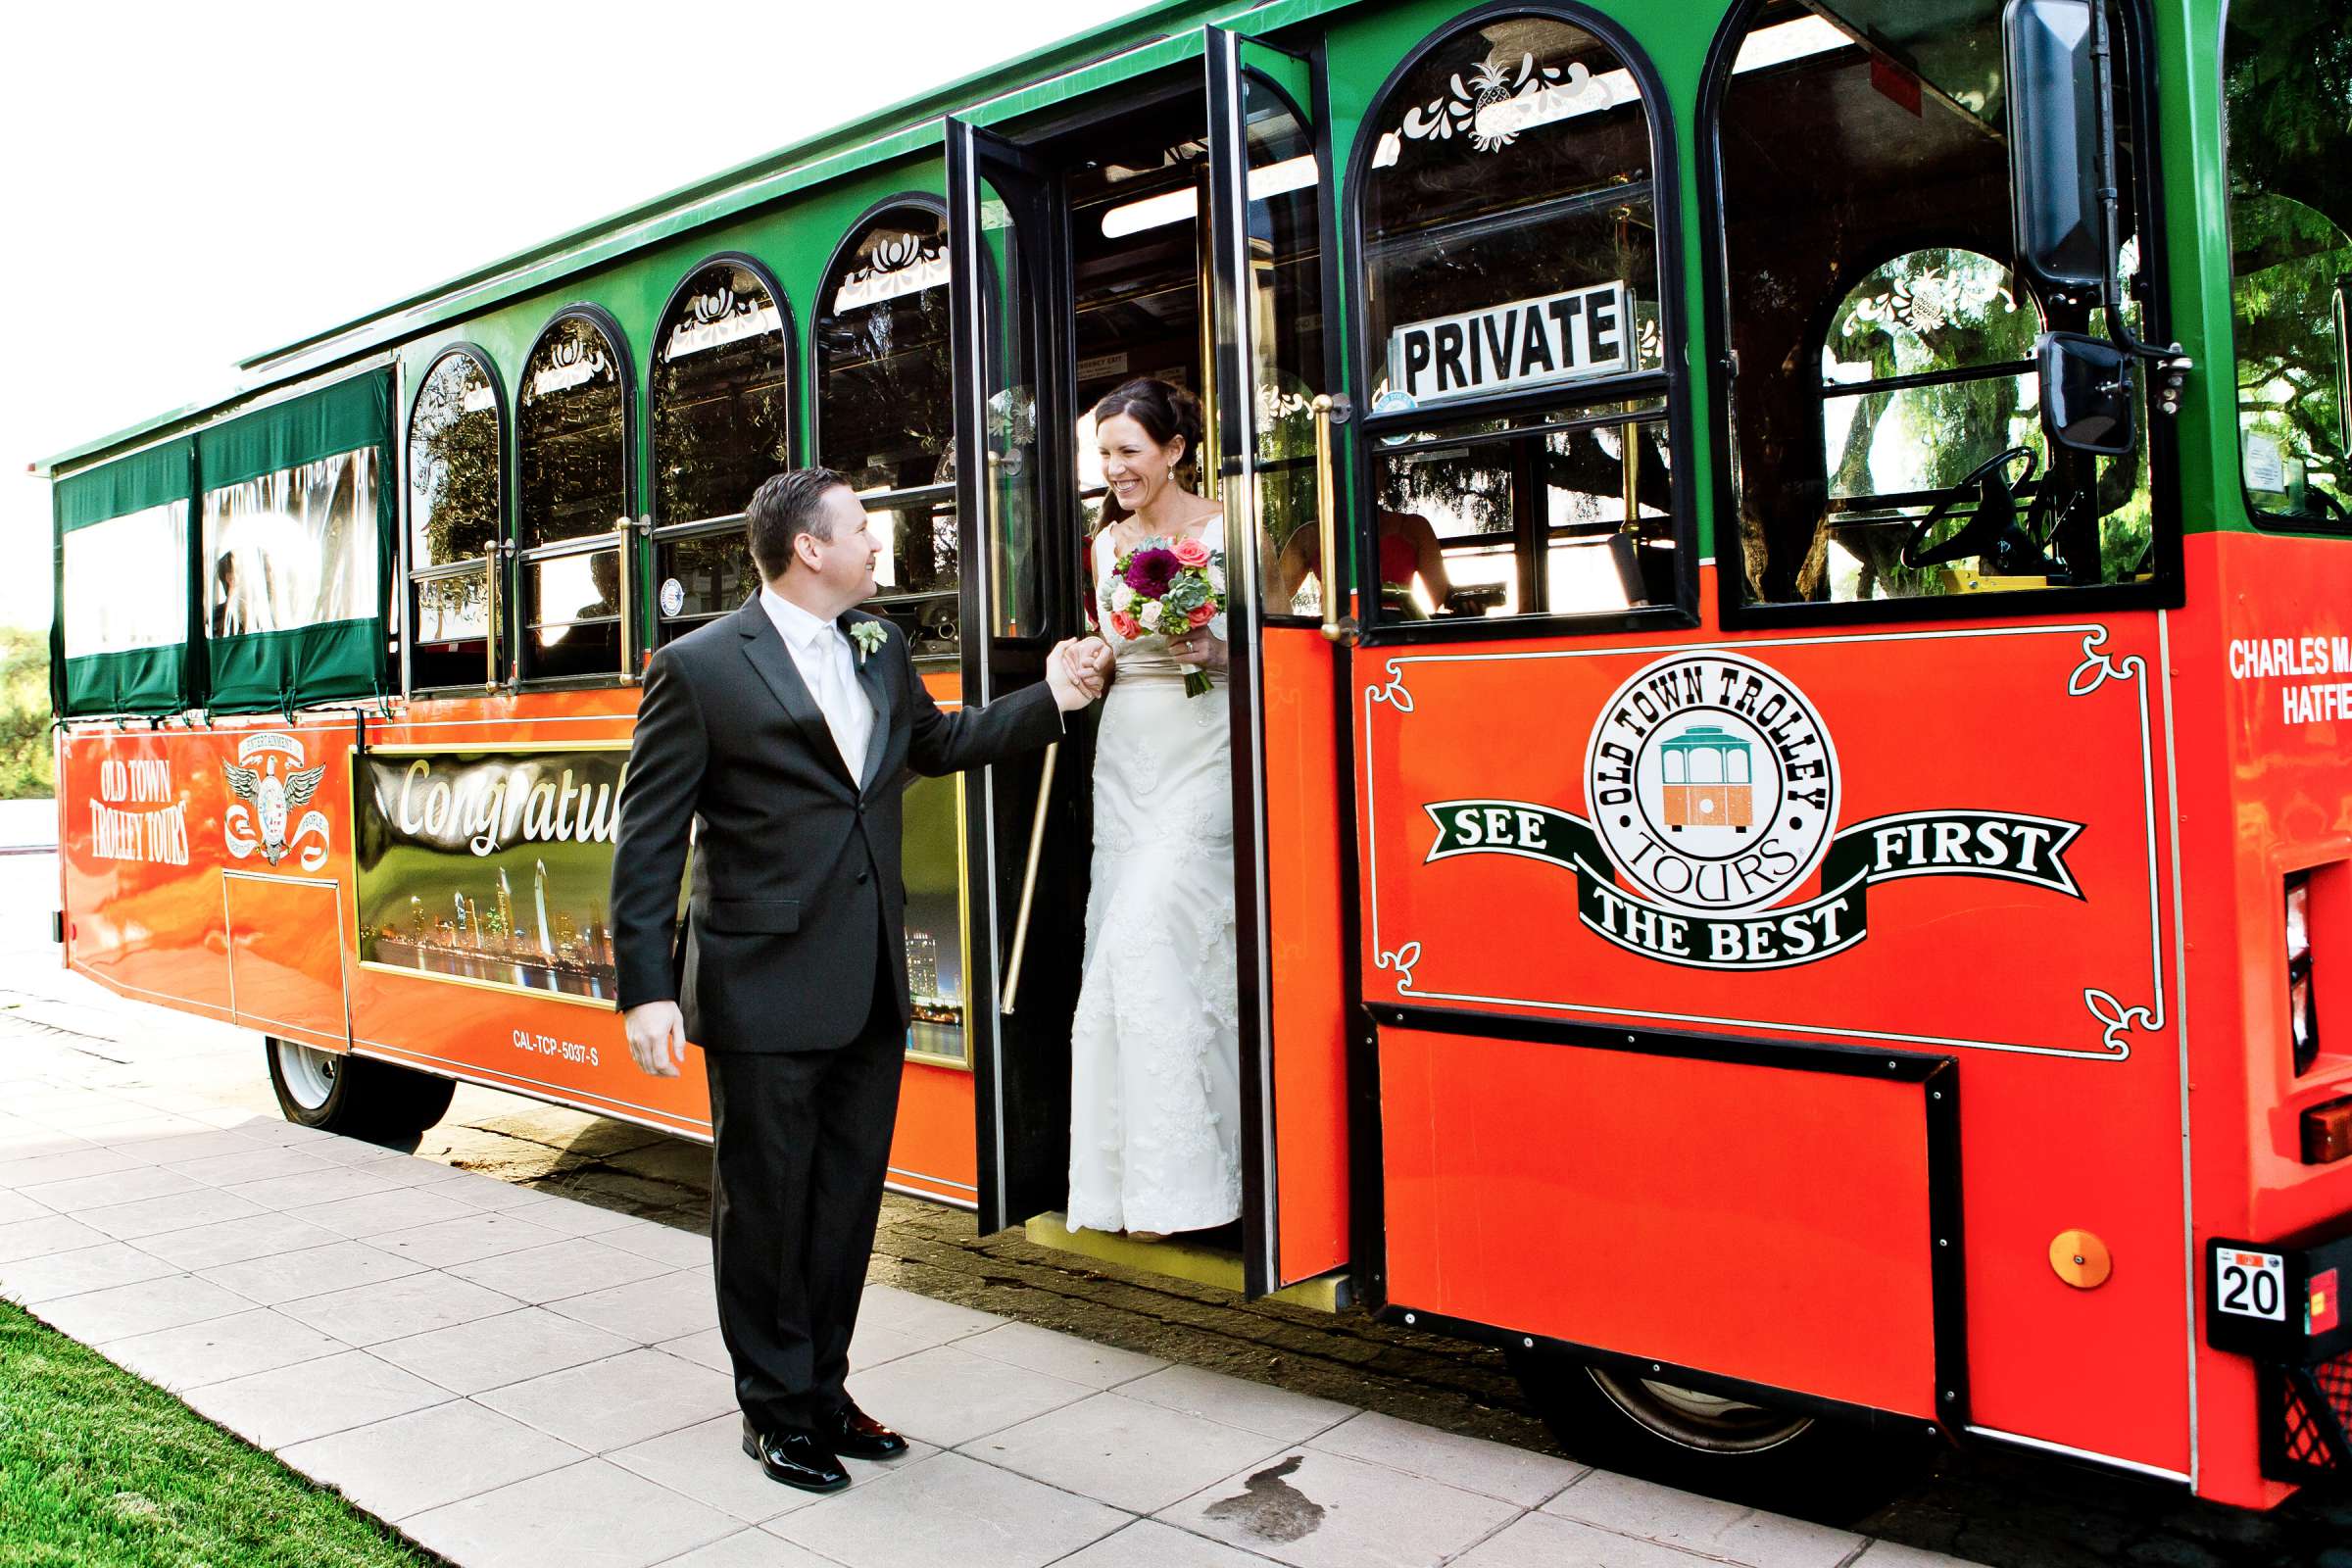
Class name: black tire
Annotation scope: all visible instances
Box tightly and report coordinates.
[266,1038,456,1141]
[1507,1346,1938,1523]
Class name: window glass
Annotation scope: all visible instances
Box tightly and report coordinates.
[654,531,758,627]
[818,210,955,497]
[652,261,793,525]
[1720,0,2155,605]
[63,502,186,659]
[204,448,379,635]
[408,351,501,688]
[817,206,962,655]
[518,314,628,548]
[1357,14,1675,621]
[524,551,621,680]
[2226,0,2352,526]
[409,352,501,567]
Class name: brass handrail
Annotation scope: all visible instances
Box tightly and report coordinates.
[614,515,640,684]
[481,555,502,692]
[999,740,1057,1015]
[1313,394,1356,644]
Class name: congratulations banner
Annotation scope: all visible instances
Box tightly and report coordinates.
[353,746,629,1003]
[1424,800,2083,970]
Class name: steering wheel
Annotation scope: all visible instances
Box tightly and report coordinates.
[1900,446,2055,573]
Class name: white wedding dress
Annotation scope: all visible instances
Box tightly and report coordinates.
[1065,516,1243,1235]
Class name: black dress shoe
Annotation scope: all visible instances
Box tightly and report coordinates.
[825,1400,910,1460]
[740,1417,850,1492]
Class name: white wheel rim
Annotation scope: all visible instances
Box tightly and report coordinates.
[277,1041,340,1111]
[1587,1367,1814,1455]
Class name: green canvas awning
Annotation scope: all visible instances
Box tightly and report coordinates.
[197,371,396,714]
[53,439,198,717]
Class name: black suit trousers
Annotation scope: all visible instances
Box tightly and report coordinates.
[705,948,903,1433]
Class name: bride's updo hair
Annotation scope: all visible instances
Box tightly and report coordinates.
[1092,377,1204,475]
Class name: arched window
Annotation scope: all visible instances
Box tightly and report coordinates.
[815,201,958,659]
[516,307,632,680]
[1355,9,1682,625]
[650,256,794,640]
[1714,0,2158,608]
[406,347,503,690]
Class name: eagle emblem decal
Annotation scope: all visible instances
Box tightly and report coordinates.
[222,734,330,871]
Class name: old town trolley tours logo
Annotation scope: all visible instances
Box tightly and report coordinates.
[1424,651,2087,969]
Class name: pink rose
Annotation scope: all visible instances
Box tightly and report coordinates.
[1108,610,1142,639]
[1186,604,1214,627]
[1171,537,1211,569]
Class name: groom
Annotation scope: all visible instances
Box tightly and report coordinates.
[610,466,1105,1492]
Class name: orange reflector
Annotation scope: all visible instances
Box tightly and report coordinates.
[2304,1097,2352,1165]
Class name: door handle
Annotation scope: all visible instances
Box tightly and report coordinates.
[1312,394,1357,644]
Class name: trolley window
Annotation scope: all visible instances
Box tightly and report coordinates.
[407,348,503,691]
[199,371,395,713]
[2225,0,2352,529]
[1354,10,1683,626]
[1715,0,2158,609]
[517,307,633,681]
[651,257,793,641]
[54,440,197,717]
[816,203,960,660]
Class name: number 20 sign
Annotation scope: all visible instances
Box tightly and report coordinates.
[2215,1249,2286,1322]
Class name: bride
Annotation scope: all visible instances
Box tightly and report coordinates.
[1063,377,1242,1237]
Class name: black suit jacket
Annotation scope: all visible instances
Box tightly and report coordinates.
[612,597,1061,1053]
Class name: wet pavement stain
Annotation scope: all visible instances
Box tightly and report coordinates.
[1204,1454,1326,1543]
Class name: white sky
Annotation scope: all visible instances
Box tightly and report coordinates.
[0,0,1133,635]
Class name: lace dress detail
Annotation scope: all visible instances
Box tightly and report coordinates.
[1065,517,1243,1234]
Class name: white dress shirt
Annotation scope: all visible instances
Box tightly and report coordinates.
[760,586,874,781]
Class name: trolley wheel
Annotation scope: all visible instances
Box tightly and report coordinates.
[1506,1347,1936,1523]
[266,1038,455,1141]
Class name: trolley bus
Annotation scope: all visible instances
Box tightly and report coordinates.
[39,0,2352,1513]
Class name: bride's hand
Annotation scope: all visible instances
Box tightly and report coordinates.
[1167,625,1227,671]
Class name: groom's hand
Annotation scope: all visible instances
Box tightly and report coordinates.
[1046,638,1109,711]
[622,1000,689,1077]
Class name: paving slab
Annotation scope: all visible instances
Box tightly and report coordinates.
[0,1239,180,1303]
[77,1186,270,1241]
[766,1449,1127,1568]
[1123,1362,1356,1444]
[476,1346,735,1450]
[31,1272,256,1344]
[1057,1519,1289,1568]
[446,1237,675,1303]
[1450,1511,1720,1568]
[1309,1410,1586,1508]
[197,1239,425,1305]
[182,1348,452,1448]
[0,1211,107,1263]
[225,1164,413,1210]
[279,1398,589,1522]
[19,1163,203,1212]
[1162,1446,1524,1568]
[650,1531,840,1568]
[131,1210,344,1271]
[957,1318,1169,1390]
[1545,1471,1863,1568]
[103,1306,349,1392]
[656,1326,737,1375]
[968,1389,1292,1514]
[843,1343,1097,1447]
[545,1265,717,1346]
[162,1146,338,1187]
[366,1208,567,1269]
[850,1281,1006,1346]
[372,1303,640,1396]
[403,1457,739,1568]
[287,1186,480,1242]
[277,1270,526,1348]
[591,1219,713,1270]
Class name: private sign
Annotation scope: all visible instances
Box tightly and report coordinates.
[1385,280,1632,410]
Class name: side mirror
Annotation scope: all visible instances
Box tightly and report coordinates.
[2004,0,2113,301]
[2039,331,2136,456]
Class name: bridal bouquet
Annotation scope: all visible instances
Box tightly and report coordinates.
[1103,536,1227,698]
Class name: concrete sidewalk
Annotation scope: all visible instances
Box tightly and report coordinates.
[0,1074,1966,1568]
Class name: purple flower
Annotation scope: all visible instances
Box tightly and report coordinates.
[1123,546,1180,598]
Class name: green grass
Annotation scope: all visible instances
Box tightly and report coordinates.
[0,1300,435,1567]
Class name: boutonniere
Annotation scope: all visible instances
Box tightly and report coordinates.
[849,620,889,665]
